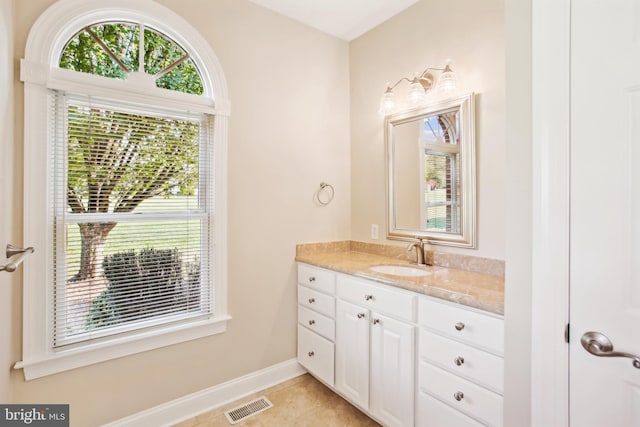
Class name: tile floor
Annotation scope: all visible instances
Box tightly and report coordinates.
[172,374,381,427]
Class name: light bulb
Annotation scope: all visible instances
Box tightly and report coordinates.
[437,65,458,95]
[378,89,396,116]
[407,79,426,106]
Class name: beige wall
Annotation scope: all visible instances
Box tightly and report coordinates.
[7,1,350,425]
[350,0,506,259]
[393,120,422,229]
[0,0,13,402]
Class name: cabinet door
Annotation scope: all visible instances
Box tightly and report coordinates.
[297,325,334,386]
[370,312,415,427]
[335,299,370,409]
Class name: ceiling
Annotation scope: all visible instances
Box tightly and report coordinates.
[248,0,419,41]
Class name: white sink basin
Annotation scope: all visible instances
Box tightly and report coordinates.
[369,265,431,277]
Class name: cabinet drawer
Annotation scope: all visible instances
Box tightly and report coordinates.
[419,361,503,427]
[298,285,335,318]
[418,297,504,355]
[416,390,486,427]
[337,275,415,322]
[298,325,334,386]
[298,264,335,294]
[419,328,503,394]
[298,305,335,341]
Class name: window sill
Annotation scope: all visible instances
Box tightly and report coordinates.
[15,315,231,380]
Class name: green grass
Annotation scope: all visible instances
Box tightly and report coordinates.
[425,189,447,230]
[65,196,204,276]
[426,217,447,229]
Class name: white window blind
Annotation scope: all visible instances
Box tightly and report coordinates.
[50,91,214,348]
[424,151,460,231]
[422,113,461,232]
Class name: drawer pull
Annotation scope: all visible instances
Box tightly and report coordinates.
[308,320,316,326]
[454,356,465,366]
[308,298,316,304]
[454,322,465,331]
[357,313,366,319]
[364,294,374,301]
[372,318,380,325]
[308,351,315,357]
[453,391,464,401]
[308,276,316,282]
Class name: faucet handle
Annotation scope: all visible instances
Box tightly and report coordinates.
[406,238,422,250]
[407,238,426,266]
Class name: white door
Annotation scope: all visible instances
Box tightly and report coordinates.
[369,312,414,427]
[335,299,370,409]
[571,1,640,425]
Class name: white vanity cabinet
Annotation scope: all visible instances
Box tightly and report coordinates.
[296,264,336,386]
[296,261,504,427]
[416,296,504,427]
[335,275,416,427]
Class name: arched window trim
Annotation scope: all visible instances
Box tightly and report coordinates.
[18,0,230,380]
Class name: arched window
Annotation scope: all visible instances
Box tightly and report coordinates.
[18,0,229,380]
[59,22,204,94]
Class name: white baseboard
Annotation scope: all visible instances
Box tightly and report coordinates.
[102,359,307,427]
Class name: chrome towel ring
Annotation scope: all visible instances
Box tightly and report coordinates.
[315,182,335,205]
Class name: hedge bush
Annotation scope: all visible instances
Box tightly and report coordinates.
[87,248,200,329]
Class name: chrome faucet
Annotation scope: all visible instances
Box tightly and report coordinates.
[407,239,427,266]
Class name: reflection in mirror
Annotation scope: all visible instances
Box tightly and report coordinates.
[386,93,475,247]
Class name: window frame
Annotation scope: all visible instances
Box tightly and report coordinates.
[53,93,215,348]
[18,0,230,380]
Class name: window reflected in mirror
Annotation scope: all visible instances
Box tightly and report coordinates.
[387,94,475,247]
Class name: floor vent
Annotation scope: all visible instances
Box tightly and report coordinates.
[224,396,273,424]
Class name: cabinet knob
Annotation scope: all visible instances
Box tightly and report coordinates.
[453,391,464,401]
[308,298,315,304]
[454,356,465,366]
[454,322,465,331]
[357,313,366,319]
[308,276,316,282]
[308,351,315,357]
[308,320,315,326]
[372,318,380,325]
[364,294,374,301]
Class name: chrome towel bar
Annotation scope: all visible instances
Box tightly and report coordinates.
[1,244,34,273]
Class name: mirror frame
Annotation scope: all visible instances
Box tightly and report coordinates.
[385,92,476,247]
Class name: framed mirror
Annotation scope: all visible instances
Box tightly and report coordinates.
[386,93,476,247]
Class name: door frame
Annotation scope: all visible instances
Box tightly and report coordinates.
[530,0,570,425]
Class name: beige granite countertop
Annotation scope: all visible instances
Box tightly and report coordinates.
[295,241,504,316]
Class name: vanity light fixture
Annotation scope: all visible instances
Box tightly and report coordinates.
[378,64,458,115]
